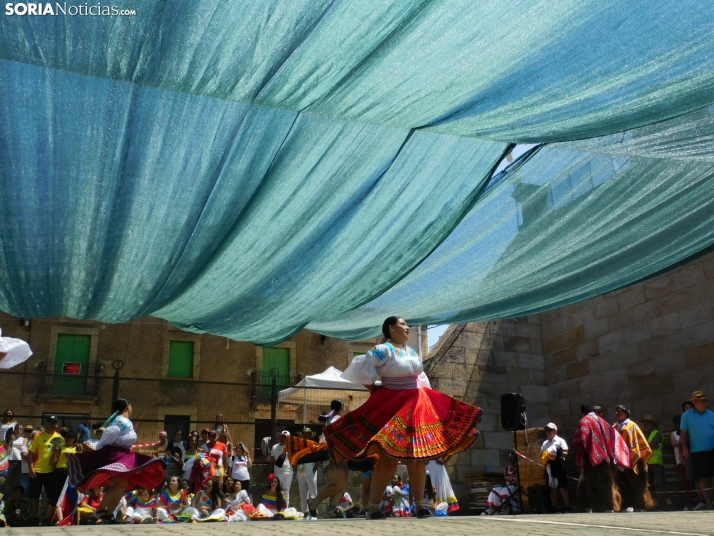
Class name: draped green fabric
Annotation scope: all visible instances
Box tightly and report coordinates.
[1,2,714,344]
[309,105,714,339]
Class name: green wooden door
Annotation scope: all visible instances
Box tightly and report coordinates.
[261,347,290,400]
[168,341,194,377]
[53,334,91,395]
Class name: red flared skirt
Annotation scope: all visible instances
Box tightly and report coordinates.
[66,446,166,492]
[324,386,481,462]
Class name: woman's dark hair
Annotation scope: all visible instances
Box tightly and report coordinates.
[318,399,344,422]
[424,472,435,502]
[382,316,402,340]
[206,477,223,508]
[270,475,286,512]
[113,398,130,414]
[682,400,693,412]
[223,477,234,494]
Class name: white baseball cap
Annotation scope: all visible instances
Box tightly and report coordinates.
[545,422,557,432]
[280,430,290,436]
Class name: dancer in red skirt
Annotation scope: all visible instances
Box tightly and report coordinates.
[324,316,482,519]
[66,399,166,524]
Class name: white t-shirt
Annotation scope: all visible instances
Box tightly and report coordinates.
[229,455,250,481]
[9,436,25,460]
[271,443,292,475]
[0,422,16,444]
[540,435,569,455]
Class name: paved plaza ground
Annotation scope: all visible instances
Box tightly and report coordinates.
[4,512,714,536]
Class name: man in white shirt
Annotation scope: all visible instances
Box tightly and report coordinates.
[269,430,293,507]
[540,423,570,512]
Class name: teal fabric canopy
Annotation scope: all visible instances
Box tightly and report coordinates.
[1,2,714,344]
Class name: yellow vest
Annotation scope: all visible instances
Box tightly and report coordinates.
[648,430,663,465]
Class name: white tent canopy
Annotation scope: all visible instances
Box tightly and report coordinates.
[278,366,370,422]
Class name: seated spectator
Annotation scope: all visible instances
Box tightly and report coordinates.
[181,479,194,503]
[223,477,237,500]
[123,487,158,524]
[379,474,411,517]
[76,487,104,524]
[257,473,286,518]
[481,453,519,515]
[225,480,252,522]
[156,476,192,522]
[3,485,34,527]
[671,415,695,510]
[190,477,225,522]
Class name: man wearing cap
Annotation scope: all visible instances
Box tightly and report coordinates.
[28,415,62,524]
[642,415,673,510]
[613,404,652,512]
[680,390,714,510]
[295,427,318,519]
[270,431,293,507]
[540,423,570,512]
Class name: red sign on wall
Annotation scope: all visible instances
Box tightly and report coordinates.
[62,362,82,375]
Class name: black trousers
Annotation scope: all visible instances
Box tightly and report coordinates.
[579,461,614,512]
[616,462,647,510]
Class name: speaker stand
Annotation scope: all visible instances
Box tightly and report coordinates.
[511,430,525,515]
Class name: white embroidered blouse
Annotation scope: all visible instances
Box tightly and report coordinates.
[96,415,137,449]
[341,342,431,388]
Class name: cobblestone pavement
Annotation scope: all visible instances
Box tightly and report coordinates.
[5,513,714,536]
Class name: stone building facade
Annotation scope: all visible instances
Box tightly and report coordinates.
[0,314,397,447]
[425,250,714,511]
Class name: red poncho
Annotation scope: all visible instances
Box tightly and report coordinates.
[571,413,630,470]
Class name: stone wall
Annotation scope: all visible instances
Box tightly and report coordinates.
[424,250,714,513]
[542,251,714,429]
[424,316,546,507]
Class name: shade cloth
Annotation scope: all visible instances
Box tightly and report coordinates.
[1,2,714,343]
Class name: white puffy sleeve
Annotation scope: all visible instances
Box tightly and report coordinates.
[417,371,432,389]
[0,329,33,370]
[95,425,120,450]
[341,353,379,385]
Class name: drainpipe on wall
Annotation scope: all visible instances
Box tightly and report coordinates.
[417,326,422,358]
